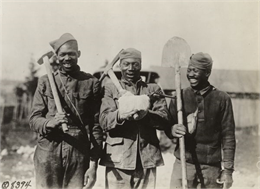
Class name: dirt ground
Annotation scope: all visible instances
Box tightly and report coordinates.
[0,122,259,189]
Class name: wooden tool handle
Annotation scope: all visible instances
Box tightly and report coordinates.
[43,56,69,132]
[175,61,187,189]
[107,69,124,92]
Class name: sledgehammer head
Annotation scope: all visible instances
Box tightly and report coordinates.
[37,51,55,65]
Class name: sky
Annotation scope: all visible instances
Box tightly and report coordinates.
[0,0,259,81]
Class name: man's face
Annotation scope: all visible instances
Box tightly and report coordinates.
[57,41,80,73]
[186,65,210,89]
[120,58,141,82]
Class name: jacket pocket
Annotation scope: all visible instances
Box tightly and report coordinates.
[195,144,221,164]
[106,135,123,146]
[73,91,92,114]
[207,145,221,164]
[37,137,56,151]
[105,135,124,163]
[73,91,92,99]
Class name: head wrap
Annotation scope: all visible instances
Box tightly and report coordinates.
[189,52,213,70]
[119,48,141,61]
[49,33,77,53]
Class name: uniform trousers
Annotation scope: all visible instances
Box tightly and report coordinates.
[105,166,156,189]
[170,159,223,189]
[34,128,89,189]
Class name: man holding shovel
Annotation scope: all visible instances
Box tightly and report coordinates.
[99,48,171,189]
[168,52,236,189]
[29,33,103,189]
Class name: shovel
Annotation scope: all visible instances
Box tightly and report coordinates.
[162,36,191,189]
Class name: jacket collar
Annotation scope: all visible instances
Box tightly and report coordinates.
[192,82,215,96]
[55,65,81,77]
[121,77,143,86]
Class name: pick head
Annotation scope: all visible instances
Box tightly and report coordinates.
[162,36,191,68]
[99,49,124,82]
[37,51,54,65]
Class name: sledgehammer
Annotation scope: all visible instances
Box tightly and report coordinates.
[37,51,69,133]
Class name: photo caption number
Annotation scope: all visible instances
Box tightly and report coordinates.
[1,181,9,189]
[1,181,31,189]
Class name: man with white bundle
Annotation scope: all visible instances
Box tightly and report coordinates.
[99,48,171,189]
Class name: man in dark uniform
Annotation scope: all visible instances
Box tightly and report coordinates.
[169,52,236,189]
[29,33,103,189]
[99,48,171,189]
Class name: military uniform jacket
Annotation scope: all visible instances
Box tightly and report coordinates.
[99,78,171,170]
[29,68,103,160]
[169,85,236,171]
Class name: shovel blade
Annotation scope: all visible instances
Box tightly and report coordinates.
[162,36,191,68]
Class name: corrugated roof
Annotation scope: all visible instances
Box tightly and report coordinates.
[151,66,259,93]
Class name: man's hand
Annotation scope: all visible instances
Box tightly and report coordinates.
[118,91,137,122]
[46,112,68,130]
[118,109,139,122]
[171,124,186,138]
[132,110,148,121]
[83,161,97,189]
[217,170,233,189]
[118,94,150,122]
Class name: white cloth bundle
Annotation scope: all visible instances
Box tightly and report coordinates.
[118,93,150,116]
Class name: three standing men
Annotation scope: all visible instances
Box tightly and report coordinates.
[29,33,103,189]
[169,52,236,189]
[30,33,236,189]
